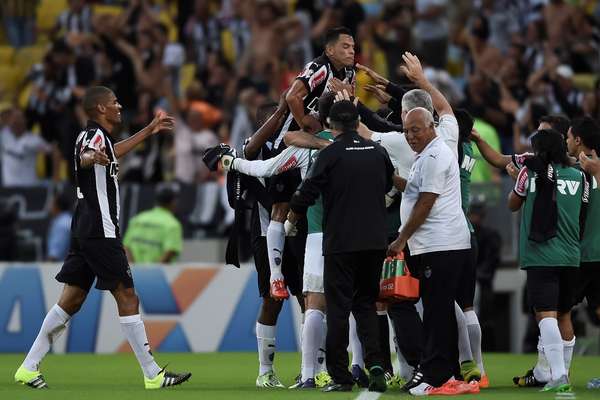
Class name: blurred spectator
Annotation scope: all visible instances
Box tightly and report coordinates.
[123,183,183,264]
[156,23,185,96]
[46,191,73,262]
[583,78,600,121]
[0,198,18,261]
[414,0,449,69]
[1,108,51,187]
[53,0,93,38]
[184,0,222,74]
[165,82,219,184]
[0,0,37,48]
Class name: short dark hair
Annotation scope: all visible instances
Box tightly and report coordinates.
[571,116,600,152]
[324,27,352,47]
[539,115,570,140]
[328,100,359,131]
[318,92,337,127]
[82,86,114,117]
[532,128,570,166]
[156,183,179,207]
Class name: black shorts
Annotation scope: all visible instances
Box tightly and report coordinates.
[573,262,600,309]
[252,235,304,298]
[457,234,478,309]
[56,237,134,291]
[526,267,578,313]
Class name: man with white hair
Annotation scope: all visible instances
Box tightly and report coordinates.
[387,107,476,396]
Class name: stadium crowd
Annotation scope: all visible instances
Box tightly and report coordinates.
[3,0,600,395]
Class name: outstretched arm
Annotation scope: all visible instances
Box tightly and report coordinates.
[114,110,174,158]
[233,147,309,178]
[470,128,511,169]
[283,130,331,149]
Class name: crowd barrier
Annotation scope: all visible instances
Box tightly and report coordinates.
[0,263,302,353]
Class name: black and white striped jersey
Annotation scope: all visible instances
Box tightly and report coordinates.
[274,54,355,149]
[71,120,121,239]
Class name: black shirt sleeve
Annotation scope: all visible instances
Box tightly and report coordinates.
[290,146,332,214]
[385,81,407,101]
[357,102,403,132]
[376,143,395,192]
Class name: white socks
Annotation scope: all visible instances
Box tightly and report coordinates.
[119,314,161,379]
[455,303,473,363]
[266,221,285,282]
[301,309,325,381]
[316,317,327,373]
[349,313,364,368]
[256,322,276,375]
[533,336,551,382]
[563,336,575,374]
[23,304,71,371]
[464,310,485,374]
[539,317,566,380]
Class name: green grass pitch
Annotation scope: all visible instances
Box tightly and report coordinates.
[0,352,598,399]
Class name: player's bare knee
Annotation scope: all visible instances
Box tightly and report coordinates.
[261,297,283,316]
[306,293,326,312]
[112,286,139,314]
[271,203,289,222]
[58,285,87,315]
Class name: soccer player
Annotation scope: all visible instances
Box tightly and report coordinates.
[206,98,306,389]
[508,129,588,392]
[265,26,356,300]
[565,118,600,386]
[14,86,191,390]
[219,92,338,389]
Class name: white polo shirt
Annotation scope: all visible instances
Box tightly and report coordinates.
[371,114,459,178]
[400,135,470,255]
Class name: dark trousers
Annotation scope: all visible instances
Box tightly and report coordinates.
[324,250,385,384]
[414,249,470,387]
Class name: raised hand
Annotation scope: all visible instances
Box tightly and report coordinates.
[364,84,391,105]
[328,77,354,95]
[94,145,110,166]
[580,150,600,177]
[356,63,389,86]
[149,109,175,135]
[399,52,426,86]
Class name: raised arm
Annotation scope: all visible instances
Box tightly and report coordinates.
[286,79,309,129]
[230,147,309,178]
[114,110,174,158]
[470,128,511,169]
[400,52,453,117]
[244,91,289,159]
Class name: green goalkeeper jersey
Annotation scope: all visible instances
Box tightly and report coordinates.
[306,131,334,234]
[518,164,586,269]
[460,141,476,233]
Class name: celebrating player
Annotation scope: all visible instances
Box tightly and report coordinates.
[14,86,191,390]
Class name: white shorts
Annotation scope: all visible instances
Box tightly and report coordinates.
[303,233,324,293]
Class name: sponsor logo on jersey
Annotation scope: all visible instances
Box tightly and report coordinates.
[277,155,298,174]
[461,155,476,173]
